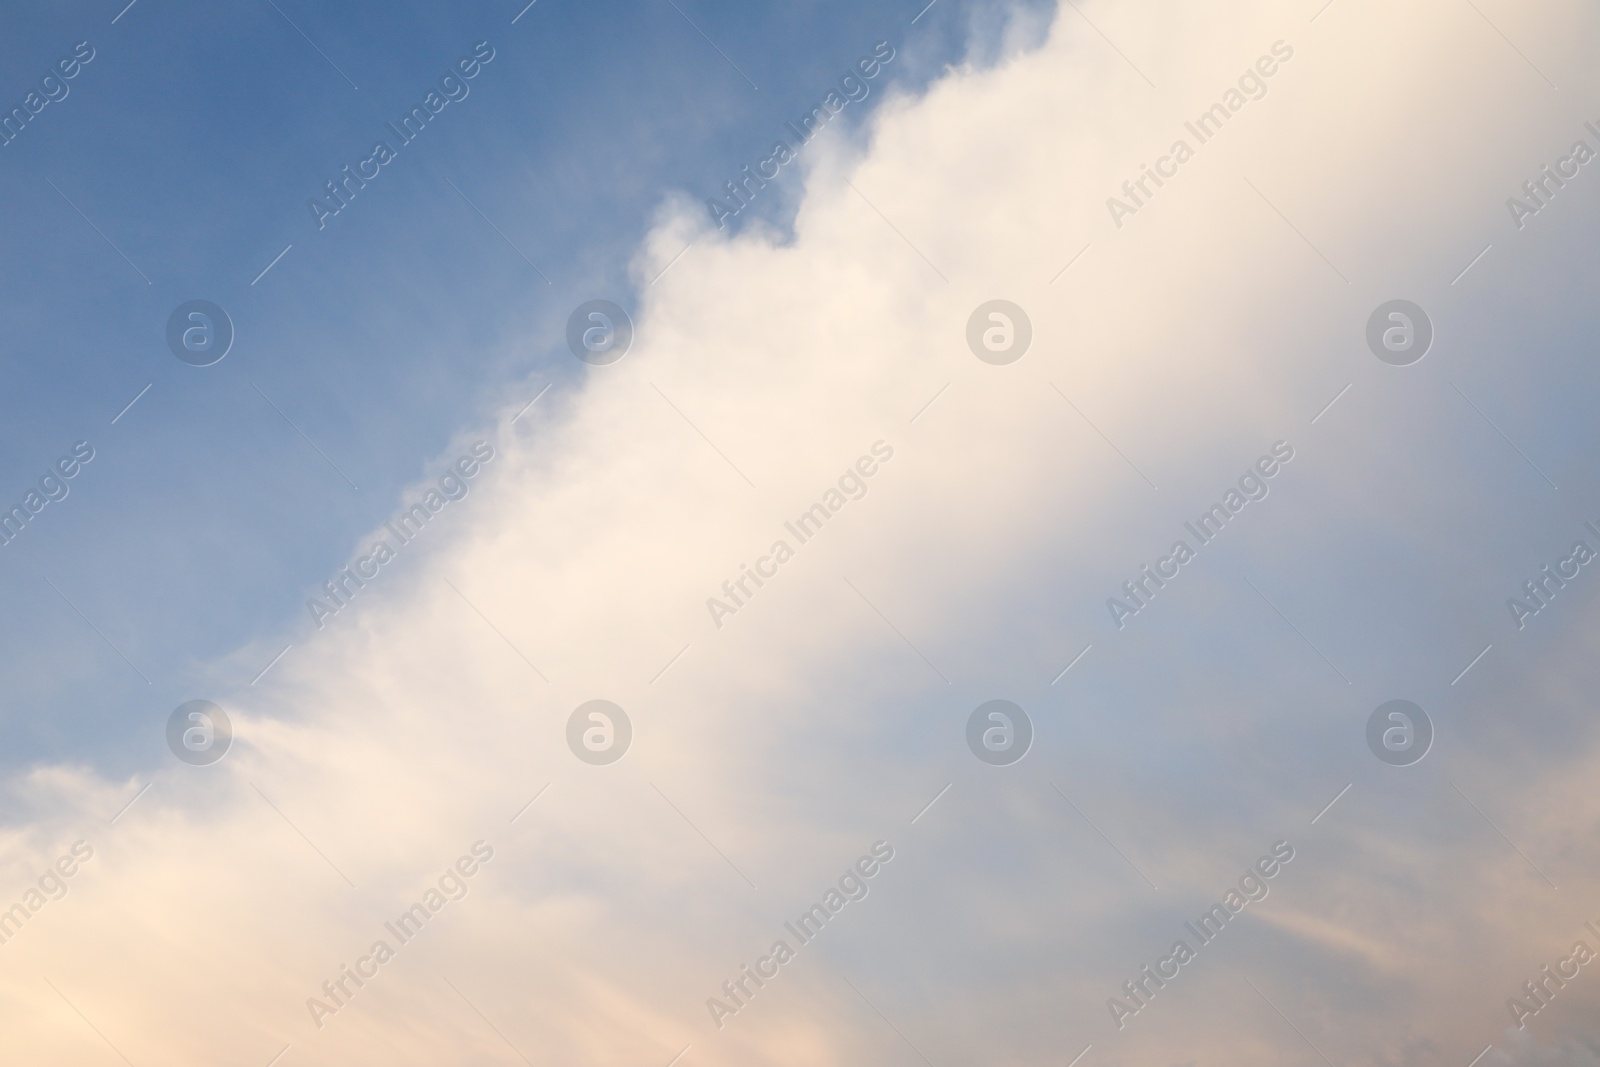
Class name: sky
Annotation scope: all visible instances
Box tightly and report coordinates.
[3,0,1600,1065]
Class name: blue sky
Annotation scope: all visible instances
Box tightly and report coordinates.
[0,0,1002,771]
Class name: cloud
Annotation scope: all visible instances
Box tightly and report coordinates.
[1493,1029,1600,1067]
[6,1,1600,1064]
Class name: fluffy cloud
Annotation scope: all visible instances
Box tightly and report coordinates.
[5,1,1600,1064]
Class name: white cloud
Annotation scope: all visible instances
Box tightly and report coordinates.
[6,1,1600,1063]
